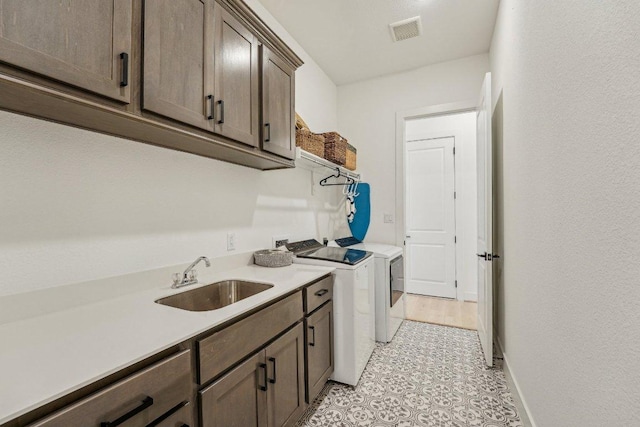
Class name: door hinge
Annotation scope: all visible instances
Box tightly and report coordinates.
[454,236,457,243]
[453,147,456,155]
[455,280,458,288]
[454,191,457,199]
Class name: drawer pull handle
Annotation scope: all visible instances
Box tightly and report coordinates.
[119,52,129,87]
[314,289,329,297]
[258,362,268,391]
[309,326,315,346]
[146,401,188,427]
[101,396,153,427]
[217,99,225,124]
[207,95,215,120]
[264,123,271,142]
[268,357,277,384]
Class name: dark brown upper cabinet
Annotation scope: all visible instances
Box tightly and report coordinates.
[143,0,213,130]
[0,0,132,103]
[212,2,260,147]
[261,45,296,160]
[0,0,303,170]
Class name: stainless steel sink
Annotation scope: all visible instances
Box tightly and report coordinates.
[156,280,273,311]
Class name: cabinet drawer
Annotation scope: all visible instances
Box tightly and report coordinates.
[304,275,333,314]
[29,350,191,427]
[198,291,303,384]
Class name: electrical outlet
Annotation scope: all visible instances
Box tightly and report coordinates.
[384,213,394,224]
[272,235,290,248]
[227,232,236,251]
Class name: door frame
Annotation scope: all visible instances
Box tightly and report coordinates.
[395,100,476,301]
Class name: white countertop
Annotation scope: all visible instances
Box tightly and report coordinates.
[0,262,335,424]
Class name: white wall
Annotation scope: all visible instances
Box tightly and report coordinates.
[0,2,345,297]
[405,112,477,301]
[490,1,640,425]
[337,54,490,245]
[243,0,337,133]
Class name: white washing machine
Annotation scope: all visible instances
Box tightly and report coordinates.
[331,237,405,343]
[286,239,375,386]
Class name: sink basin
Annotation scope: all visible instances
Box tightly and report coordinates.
[156,280,273,312]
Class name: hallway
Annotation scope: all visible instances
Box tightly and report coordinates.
[406,294,478,330]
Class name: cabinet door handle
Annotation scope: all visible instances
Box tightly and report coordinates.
[309,326,315,346]
[217,100,225,124]
[119,52,129,87]
[258,362,268,391]
[100,396,153,427]
[268,357,277,384]
[264,123,271,142]
[314,289,328,297]
[207,95,214,120]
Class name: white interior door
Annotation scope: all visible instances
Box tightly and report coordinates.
[476,72,493,366]
[405,136,456,298]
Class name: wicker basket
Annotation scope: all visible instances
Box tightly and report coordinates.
[345,143,357,171]
[322,132,347,166]
[296,129,325,158]
[295,112,309,131]
[253,249,293,267]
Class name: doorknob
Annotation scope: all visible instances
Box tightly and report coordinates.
[476,252,487,259]
[492,254,501,259]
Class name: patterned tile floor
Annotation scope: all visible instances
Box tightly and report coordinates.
[296,321,522,427]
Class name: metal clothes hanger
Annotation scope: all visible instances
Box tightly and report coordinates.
[319,167,354,187]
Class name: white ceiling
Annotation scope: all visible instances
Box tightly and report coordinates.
[258,0,500,85]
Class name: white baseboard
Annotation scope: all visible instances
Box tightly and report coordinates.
[495,336,537,427]
[463,292,477,301]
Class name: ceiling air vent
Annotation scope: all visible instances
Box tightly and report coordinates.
[389,16,422,42]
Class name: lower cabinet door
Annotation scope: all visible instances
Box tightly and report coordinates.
[265,323,306,427]
[306,302,334,403]
[200,351,268,427]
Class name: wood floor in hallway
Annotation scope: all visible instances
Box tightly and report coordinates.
[405,293,477,330]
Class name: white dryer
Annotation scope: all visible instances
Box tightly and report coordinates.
[332,237,405,343]
[286,239,375,386]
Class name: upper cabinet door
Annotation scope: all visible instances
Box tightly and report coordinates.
[213,3,259,147]
[143,0,213,130]
[0,0,132,103]
[261,46,295,160]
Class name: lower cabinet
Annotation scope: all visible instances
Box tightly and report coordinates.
[28,351,193,427]
[200,322,306,427]
[305,301,334,403]
[265,323,306,427]
[200,351,267,427]
[12,279,335,427]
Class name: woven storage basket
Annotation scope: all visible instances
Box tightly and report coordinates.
[322,132,347,165]
[345,143,357,171]
[253,249,293,267]
[296,129,325,158]
[295,112,309,131]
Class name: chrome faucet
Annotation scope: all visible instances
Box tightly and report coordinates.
[172,256,211,288]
